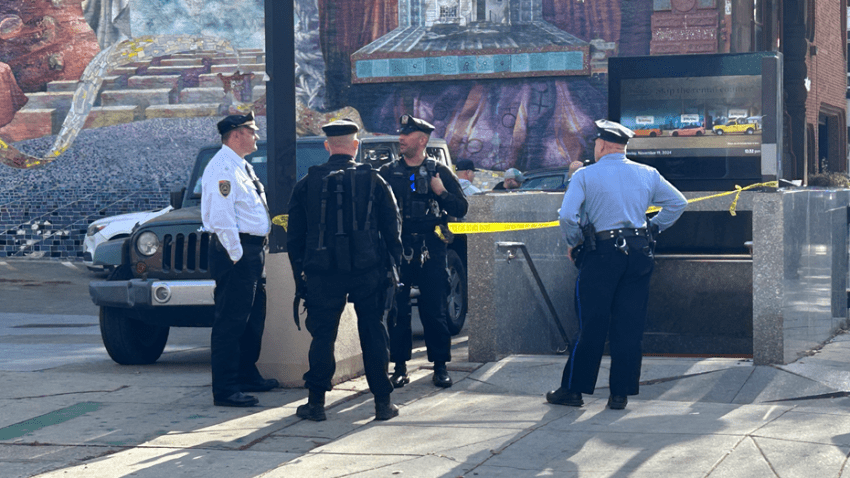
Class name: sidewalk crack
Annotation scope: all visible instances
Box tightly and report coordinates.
[11,385,128,399]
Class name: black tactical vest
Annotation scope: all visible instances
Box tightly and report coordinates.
[302,163,385,272]
[385,158,444,234]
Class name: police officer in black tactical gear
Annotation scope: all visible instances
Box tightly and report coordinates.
[287,119,404,421]
[378,115,468,389]
[546,119,687,410]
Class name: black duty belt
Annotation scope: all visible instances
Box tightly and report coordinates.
[595,228,647,241]
[239,233,267,246]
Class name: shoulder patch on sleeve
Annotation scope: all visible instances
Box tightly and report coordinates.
[219,180,231,197]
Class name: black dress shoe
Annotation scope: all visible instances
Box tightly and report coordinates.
[546,388,583,407]
[296,402,326,422]
[432,368,452,388]
[390,371,410,388]
[607,395,628,410]
[214,392,259,407]
[241,378,280,392]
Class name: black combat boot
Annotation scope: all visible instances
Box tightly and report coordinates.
[374,395,399,420]
[432,361,452,388]
[389,362,410,388]
[296,389,327,421]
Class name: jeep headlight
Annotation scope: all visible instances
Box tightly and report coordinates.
[136,231,160,256]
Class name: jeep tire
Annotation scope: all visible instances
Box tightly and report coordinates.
[446,249,467,335]
[100,307,169,365]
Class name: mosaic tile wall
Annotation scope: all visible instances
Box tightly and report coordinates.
[0,187,172,260]
[0,116,242,261]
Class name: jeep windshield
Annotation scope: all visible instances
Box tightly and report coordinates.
[189,146,269,201]
[187,139,330,203]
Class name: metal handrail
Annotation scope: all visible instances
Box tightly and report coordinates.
[496,241,570,354]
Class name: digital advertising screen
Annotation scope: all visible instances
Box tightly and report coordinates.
[620,75,763,160]
[608,53,781,191]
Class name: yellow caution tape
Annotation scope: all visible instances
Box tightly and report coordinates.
[646,180,778,216]
[0,139,7,149]
[273,181,779,234]
[446,221,559,234]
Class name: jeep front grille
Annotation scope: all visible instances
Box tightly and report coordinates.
[162,232,210,273]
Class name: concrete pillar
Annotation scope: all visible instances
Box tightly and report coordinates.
[257,253,364,387]
[752,193,785,365]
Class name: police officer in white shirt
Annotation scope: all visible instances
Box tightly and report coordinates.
[202,111,278,407]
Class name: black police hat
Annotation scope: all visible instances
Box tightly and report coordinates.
[321,118,360,137]
[594,119,634,145]
[456,159,477,171]
[217,111,259,136]
[398,114,435,135]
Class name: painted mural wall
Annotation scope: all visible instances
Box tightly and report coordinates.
[0,0,728,259]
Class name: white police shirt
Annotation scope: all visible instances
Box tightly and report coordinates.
[201,145,270,262]
[559,152,687,248]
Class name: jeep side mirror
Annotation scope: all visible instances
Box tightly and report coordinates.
[170,188,186,210]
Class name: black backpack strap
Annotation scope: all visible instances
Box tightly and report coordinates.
[317,174,331,250]
[364,170,378,231]
[328,169,350,271]
[329,170,345,238]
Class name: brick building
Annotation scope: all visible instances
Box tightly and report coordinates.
[780,0,847,179]
[802,0,847,177]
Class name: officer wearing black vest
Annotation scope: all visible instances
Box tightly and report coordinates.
[378,115,468,389]
[287,119,403,421]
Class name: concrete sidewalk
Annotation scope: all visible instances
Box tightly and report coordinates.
[4,332,850,477]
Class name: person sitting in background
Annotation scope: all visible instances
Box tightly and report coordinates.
[493,168,524,190]
[455,159,481,196]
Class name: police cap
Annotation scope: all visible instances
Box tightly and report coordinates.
[321,118,360,137]
[217,111,259,136]
[398,115,435,135]
[594,119,634,145]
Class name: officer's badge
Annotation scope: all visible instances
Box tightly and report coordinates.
[219,180,231,197]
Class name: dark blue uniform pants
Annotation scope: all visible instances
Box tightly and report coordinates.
[210,242,266,400]
[561,237,654,397]
[389,234,451,364]
[303,267,394,398]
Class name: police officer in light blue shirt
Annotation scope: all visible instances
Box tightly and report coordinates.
[201,111,278,408]
[547,119,687,410]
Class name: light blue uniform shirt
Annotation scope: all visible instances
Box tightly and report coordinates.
[559,153,687,247]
